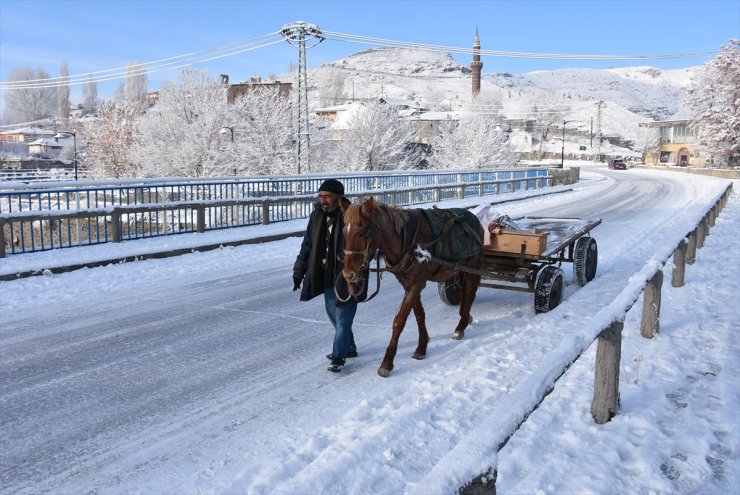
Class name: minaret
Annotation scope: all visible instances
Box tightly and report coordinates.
[471,27,483,96]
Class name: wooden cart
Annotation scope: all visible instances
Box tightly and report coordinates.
[438,217,602,313]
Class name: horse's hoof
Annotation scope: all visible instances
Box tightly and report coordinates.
[452,331,464,340]
[412,352,426,360]
[377,367,392,378]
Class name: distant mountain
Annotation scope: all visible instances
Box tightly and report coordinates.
[304,47,699,154]
[491,66,696,120]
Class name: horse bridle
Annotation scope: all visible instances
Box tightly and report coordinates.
[336,220,382,303]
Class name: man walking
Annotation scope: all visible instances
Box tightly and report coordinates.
[293,179,359,373]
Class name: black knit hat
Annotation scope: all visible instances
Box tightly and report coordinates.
[319,178,344,195]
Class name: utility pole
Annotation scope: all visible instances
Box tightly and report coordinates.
[595,101,605,163]
[281,21,323,174]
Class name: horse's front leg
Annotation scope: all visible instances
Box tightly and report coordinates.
[411,294,429,360]
[452,273,481,340]
[378,290,418,378]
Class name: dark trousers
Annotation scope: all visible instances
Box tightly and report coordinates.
[323,287,357,361]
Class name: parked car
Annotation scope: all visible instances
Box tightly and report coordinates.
[608,159,627,170]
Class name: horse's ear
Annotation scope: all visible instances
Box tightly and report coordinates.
[362,196,376,217]
[340,198,349,213]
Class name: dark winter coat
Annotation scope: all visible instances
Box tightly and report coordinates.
[293,198,368,303]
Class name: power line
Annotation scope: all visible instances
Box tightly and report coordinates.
[1,25,715,93]
[0,32,283,90]
[322,30,715,61]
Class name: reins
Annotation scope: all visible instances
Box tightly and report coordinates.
[336,222,383,303]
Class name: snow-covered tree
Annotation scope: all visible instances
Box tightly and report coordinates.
[430,116,514,169]
[634,126,660,161]
[529,103,566,158]
[327,102,419,171]
[58,59,70,120]
[470,90,503,119]
[82,77,98,115]
[225,85,295,175]
[686,39,740,167]
[133,68,228,177]
[83,100,140,178]
[3,66,57,123]
[317,68,346,107]
[116,62,148,114]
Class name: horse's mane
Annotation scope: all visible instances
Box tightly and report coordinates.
[345,200,411,236]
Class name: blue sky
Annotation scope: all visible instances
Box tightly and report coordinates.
[1,0,738,105]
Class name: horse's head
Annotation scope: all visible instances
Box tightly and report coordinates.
[341,197,379,294]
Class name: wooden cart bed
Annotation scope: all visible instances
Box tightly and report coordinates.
[483,216,602,259]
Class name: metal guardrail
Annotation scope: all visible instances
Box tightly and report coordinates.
[451,183,734,494]
[0,169,550,257]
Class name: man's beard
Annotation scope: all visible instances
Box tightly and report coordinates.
[321,204,338,213]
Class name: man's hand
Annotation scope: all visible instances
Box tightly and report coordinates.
[293,276,302,291]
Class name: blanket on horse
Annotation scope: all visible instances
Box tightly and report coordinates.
[419,207,483,260]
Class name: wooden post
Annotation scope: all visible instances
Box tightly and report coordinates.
[460,468,497,495]
[479,183,484,196]
[262,200,270,225]
[111,209,121,243]
[709,205,717,227]
[196,207,205,233]
[704,213,711,238]
[697,218,707,249]
[672,239,688,288]
[459,186,466,199]
[592,320,623,424]
[434,188,441,202]
[686,229,697,265]
[495,182,500,195]
[640,270,663,339]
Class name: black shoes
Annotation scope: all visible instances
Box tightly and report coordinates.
[326,350,358,361]
[327,358,344,373]
[326,349,357,372]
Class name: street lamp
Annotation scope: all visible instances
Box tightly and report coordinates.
[219,126,237,175]
[54,131,77,180]
[560,120,581,169]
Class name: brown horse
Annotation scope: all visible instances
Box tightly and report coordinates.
[341,197,484,377]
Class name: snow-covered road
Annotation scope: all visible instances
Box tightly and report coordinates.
[1,165,736,494]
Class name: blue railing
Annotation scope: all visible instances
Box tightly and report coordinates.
[0,168,550,256]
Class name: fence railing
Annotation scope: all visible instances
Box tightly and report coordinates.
[0,169,551,257]
[434,183,733,495]
[0,168,91,182]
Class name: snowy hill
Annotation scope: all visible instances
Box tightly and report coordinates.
[304,47,699,153]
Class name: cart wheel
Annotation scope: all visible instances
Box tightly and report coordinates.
[534,266,564,314]
[438,279,461,306]
[574,236,598,286]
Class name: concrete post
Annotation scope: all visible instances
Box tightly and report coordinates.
[111,209,121,243]
[262,200,270,225]
[0,220,6,258]
[196,207,206,233]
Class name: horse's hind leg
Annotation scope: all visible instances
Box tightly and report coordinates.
[411,294,429,360]
[452,272,481,340]
[379,289,418,378]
